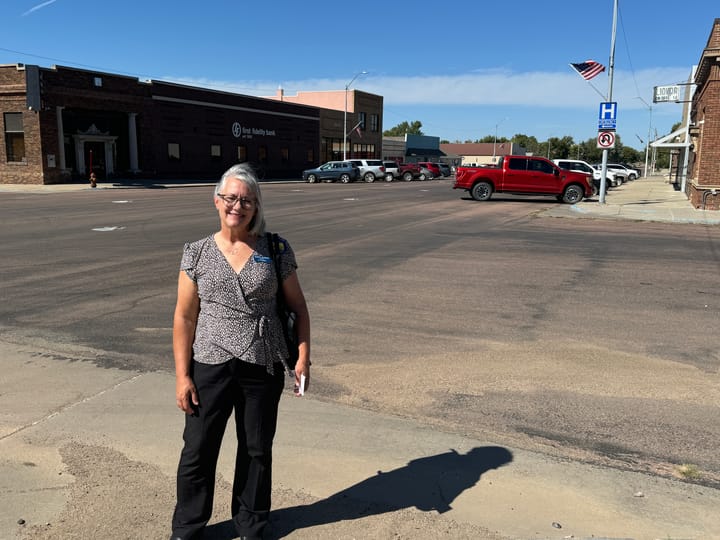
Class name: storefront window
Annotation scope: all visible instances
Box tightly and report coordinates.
[168,142,180,161]
[4,113,25,162]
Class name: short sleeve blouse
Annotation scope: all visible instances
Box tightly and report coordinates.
[180,233,297,374]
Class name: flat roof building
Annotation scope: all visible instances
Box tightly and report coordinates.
[1,63,324,184]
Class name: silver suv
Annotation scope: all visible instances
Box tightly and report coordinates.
[349,159,386,183]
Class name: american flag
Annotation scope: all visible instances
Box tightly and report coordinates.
[570,60,606,81]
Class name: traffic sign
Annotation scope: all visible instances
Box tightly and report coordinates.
[598,101,617,129]
[597,131,616,149]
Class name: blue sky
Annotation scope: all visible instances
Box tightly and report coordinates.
[1,1,715,151]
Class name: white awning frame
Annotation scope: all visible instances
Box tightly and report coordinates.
[650,125,690,148]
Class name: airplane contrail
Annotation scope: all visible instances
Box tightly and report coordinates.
[22,0,59,16]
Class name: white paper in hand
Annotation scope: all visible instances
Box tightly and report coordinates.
[297,374,306,396]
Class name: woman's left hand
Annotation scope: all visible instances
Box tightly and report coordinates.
[293,357,310,396]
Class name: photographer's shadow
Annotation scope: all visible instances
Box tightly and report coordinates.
[267,445,512,538]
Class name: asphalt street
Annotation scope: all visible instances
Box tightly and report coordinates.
[1,175,719,539]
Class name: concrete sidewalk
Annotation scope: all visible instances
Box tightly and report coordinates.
[542,174,720,225]
[2,340,719,539]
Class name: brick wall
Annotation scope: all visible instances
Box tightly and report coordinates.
[689,19,720,208]
[0,65,45,184]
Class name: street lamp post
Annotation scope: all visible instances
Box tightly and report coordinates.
[343,70,367,160]
[492,117,508,163]
[635,96,652,178]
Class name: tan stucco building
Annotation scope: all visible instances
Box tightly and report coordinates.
[267,88,383,162]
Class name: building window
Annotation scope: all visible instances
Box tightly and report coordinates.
[358,112,366,130]
[237,145,247,162]
[211,144,222,158]
[306,148,314,163]
[352,143,375,158]
[258,146,268,163]
[168,142,180,161]
[4,112,25,162]
[93,77,103,87]
[370,114,379,132]
[281,147,289,163]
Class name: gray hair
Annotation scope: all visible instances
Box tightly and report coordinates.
[215,163,266,236]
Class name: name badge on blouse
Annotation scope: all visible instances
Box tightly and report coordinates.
[253,254,273,264]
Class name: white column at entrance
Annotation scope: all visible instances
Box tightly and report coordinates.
[56,106,66,170]
[128,112,139,172]
[75,138,86,174]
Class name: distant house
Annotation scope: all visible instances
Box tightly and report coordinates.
[440,142,527,167]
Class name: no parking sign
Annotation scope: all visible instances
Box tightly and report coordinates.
[597,131,616,149]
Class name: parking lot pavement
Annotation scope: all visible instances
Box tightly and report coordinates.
[542,174,720,225]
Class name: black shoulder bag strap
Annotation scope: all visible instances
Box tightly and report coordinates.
[267,233,299,369]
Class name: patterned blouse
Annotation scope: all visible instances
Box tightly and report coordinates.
[180,233,297,374]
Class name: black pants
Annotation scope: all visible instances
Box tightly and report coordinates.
[171,359,285,540]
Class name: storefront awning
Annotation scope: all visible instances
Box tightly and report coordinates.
[405,147,446,157]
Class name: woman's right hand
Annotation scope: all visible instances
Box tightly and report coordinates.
[176,375,199,414]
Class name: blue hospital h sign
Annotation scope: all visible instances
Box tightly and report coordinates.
[598,102,617,130]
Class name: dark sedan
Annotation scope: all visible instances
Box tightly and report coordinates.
[302,161,360,183]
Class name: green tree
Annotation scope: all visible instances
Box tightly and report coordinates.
[383,121,424,136]
[544,135,575,159]
[512,134,540,155]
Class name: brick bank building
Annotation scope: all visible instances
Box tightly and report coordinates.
[0,63,382,184]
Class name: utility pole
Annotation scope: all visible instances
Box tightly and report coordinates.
[599,0,618,204]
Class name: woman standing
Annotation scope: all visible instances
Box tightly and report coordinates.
[170,163,310,540]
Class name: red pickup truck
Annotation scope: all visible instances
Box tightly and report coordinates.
[453,156,593,204]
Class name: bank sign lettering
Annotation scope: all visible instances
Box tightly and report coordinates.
[232,122,277,139]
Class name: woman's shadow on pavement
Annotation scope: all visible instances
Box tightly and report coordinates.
[206,445,513,539]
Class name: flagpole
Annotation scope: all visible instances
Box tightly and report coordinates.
[588,81,607,101]
[599,0,618,204]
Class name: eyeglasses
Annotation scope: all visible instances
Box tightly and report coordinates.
[217,194,257,210]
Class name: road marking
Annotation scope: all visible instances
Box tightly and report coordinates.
[92,226,126,231]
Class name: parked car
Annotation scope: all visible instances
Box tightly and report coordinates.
[348,159,386,183]
[302,161,360,183]
[397,162,426,181]
[607,163,639,180]
[591,163,627,186]
[553,158,611,195]
[383,161,399,181]
[621,163,643,178]
[437,163,452,177]
[417,162,442,178]
[454,155,593,204]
